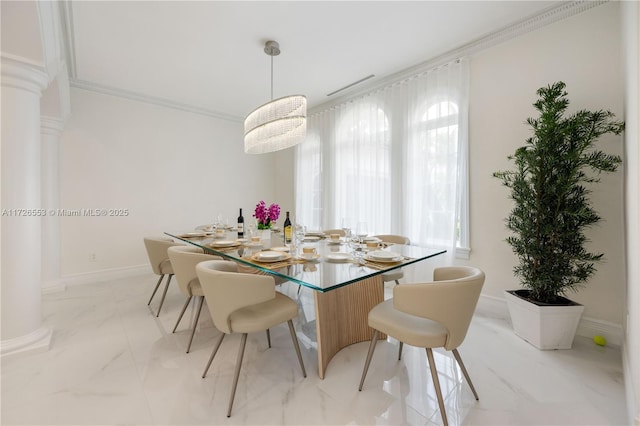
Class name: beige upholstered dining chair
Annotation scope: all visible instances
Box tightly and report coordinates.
[373,234,410,285]
[167,246,222,353]
[196,260,307,417]
[323,228,346,237]
[358,266,485,426]
[143,237,181,317]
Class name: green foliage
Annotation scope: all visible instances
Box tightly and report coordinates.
[493,82,624,304]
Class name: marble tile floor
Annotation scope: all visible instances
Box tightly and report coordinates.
[1,273,628,426]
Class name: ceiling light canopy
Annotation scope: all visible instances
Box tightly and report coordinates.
[244,40,307,154]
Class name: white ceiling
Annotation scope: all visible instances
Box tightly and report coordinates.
[67,1,561,121]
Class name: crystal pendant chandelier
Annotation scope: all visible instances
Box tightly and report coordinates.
[244,40,307,154]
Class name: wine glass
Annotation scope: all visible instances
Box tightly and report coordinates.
[341,217,352,240]
[356,221,368,244]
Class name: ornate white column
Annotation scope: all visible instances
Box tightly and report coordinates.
[1,56,52,356]
[40,116,64,291]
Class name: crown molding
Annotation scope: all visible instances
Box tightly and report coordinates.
[310,0,609,115]
[59,0,607,123]
[59,0,77,79]
[59,1,241,122]
[69,78,243,122]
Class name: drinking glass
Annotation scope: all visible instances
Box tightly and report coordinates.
[293,223,306,257]
[356,221,368,244]
[247,222,256,240]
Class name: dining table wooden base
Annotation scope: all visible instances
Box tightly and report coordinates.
[313,274,386,379]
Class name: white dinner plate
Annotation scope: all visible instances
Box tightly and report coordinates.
[364,253,402,263]
[179,232,205,238]
[303,236,321,242]
[368,250,397,260]
[257,251,283,260]
[297,253,321,261]
[326,253,352,262]
[209,240,238,247]
[271,246,290,252]
[251,251,291,263]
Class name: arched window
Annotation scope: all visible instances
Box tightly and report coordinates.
[294,59,469,256]
[406,96,462,249]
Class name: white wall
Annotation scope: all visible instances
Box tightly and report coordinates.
[467,2,625,326]
[59,88,280,275]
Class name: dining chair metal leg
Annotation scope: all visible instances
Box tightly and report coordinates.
[148,274,165,305]
[426,348,448,426]
[398,341,403,360]
[358,329,380,391]
[172,296,192,333]
[186,296,205,353]
[452,348,479,400]
[287,320,306,377]
[202,332,225,378]
[227,333,248,418]
[266,329,271,348]
[297,284,302,295]
[155,274,173,317]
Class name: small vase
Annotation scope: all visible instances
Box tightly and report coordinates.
[260,229,271,244]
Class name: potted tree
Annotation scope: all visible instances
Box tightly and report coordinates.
[493,82,624,350]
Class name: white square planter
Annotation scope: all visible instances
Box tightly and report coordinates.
[504,290,584,350]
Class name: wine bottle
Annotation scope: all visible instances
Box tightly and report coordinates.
[283,211,292,244]
[237,208,244,238]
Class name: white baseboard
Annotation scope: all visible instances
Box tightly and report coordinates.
[477,293,624,347]
[42,279,67,294]
[622,342,640,426]
[60,264,151,288]
[476,293,510,318]
[576,316,624,347]
[0,327,52,359]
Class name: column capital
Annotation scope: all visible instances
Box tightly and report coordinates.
[40,116,65,137]
[1,54,48,95]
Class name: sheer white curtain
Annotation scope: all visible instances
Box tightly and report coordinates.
[405,60,469,255]
[294,128,323,230]
[296,59,469,256]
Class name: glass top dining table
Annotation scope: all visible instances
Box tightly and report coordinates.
[165,230,446,293]
[165,228,446,379]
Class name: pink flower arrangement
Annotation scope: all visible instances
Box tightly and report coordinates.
[253,201,280,229]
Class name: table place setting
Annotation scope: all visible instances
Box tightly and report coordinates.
[207,240,241,249]
[364,250,402,263]
[241,250,306,270]
[251,250,291,263]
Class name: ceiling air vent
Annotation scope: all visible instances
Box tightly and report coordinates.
[326,74,375,97]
